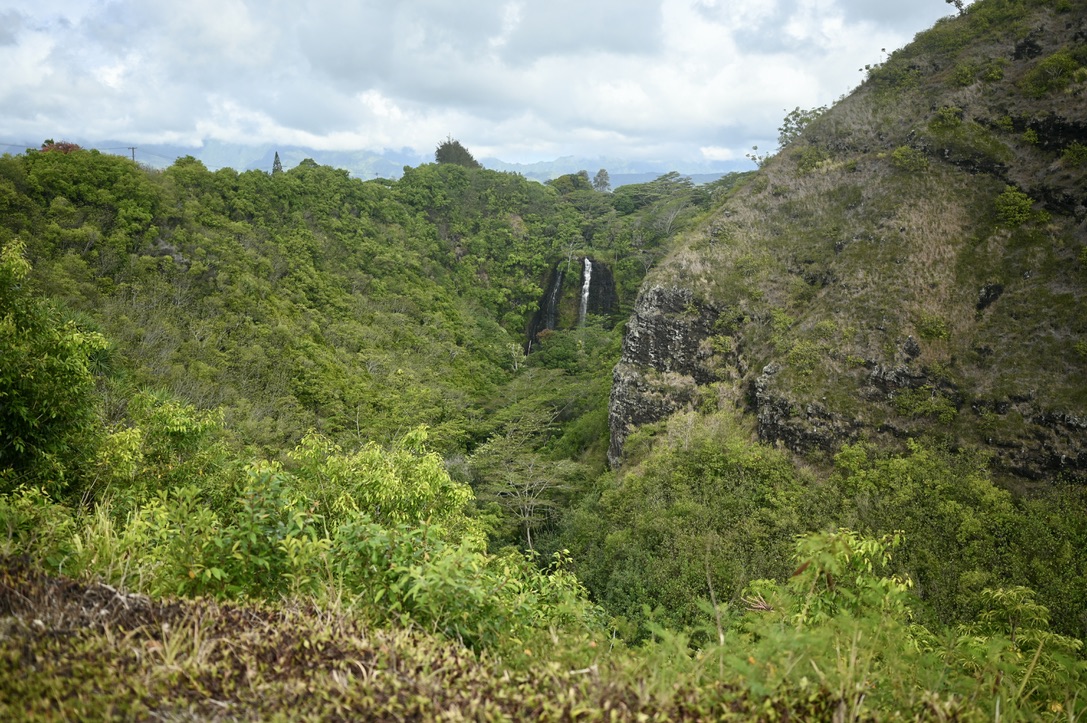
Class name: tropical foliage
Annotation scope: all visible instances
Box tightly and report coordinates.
[2,0,1087,715]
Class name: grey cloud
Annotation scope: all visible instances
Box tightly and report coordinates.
[264,82,370,134]
[0,11,24,45]
[833,0,961,28]
[296,3,507,89]
[700,0,959,55]
[499,0,663,64]
[705,0,958,32]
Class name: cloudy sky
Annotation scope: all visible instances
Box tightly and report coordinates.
[1,0,967,168]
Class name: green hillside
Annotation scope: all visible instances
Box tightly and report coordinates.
[3,0,1087,719]
[610,0,1087,481]
[581,0,1087,659]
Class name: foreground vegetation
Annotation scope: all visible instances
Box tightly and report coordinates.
[4,501,1085,719]
[3,227,1086,718]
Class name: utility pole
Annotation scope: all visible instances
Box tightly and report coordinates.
[127,146,136,162]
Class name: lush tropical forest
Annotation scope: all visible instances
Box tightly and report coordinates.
[3,0,1087,719]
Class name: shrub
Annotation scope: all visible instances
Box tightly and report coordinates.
[793,146,830,175]
[778,106,828,149]
[980,58,1006,82]
[950,59,1004,86]
[0,241,106,500]
[867,58,922,95]
[893,386,957,424]
[916,312,949,340]
[786,340,821,377]
[1020,51,1082,97]
[1062,142,1087,166]
[0,486,76,567]
[930,105,964,131]
[890,146,929,172]
[994,185,1036,227]
[953,63,977,87]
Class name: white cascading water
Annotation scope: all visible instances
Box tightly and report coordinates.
[579,257,592,325]
[545,270,563,330]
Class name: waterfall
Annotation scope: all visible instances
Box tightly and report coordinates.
[579,257,592,325]
[545,270,563,330]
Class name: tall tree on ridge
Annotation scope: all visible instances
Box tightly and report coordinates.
[435,136,482,169]
[592,168,611,192]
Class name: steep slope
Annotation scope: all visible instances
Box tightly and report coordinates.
[609,0,1087,482]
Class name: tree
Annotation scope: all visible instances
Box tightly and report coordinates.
[272,151,283,175]
[777,106,828,149]
[592,168,611,192]
[547,170,592,195]
[40,140,81,154]
[434,137,482,169]
[0,240,106,498]
[469,412,581,551]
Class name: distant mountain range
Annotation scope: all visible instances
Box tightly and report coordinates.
[7,137,746,187]
[480,155,746,187]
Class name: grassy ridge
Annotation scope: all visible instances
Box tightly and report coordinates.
[634,0,1087,480]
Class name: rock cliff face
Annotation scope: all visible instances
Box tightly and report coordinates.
[607,1,1087,481]
[584,261,618,319]
[608,286,725,467]
[611,284,1087,480]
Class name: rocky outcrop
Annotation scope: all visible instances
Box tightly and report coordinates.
[752,364,863,455]
[526,267,564,349]
[609,293,1087,479]
[606,2,1087,480]
[607,285,722,466]
[584,260,618,319]
[976,402,1087,480]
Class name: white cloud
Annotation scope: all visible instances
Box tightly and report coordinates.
[0,0,970,167]
[699,145,739,161]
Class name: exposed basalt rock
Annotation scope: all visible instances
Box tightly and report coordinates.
[607,285,721,466]
[1026,115,1087,153]
[610,287,1087,478]
[976,284,1004,311]
[1035,186,1087,217]
[934,147,1008,177]
[972,398,1011,415]
[617,286,720,377]
[608,365,699,464]
[1025,411,1087,476]
[526,267,565,349]
[1013,35,1043,60]
[585,260,619,318]
[867,364,930,392]
[975,404,1087,480]
[753,364,862,454]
